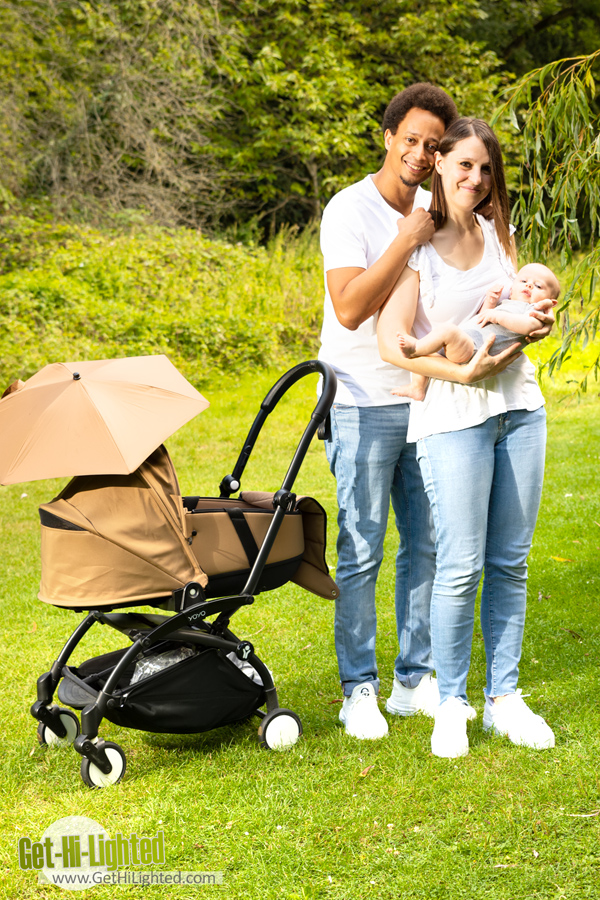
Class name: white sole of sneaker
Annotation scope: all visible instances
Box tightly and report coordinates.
[339,709,388,740]
[483,722,555,750]
[385,701,421,717]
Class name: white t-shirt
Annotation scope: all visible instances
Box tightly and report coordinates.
[406,215,545,442]
[318,175,432,406]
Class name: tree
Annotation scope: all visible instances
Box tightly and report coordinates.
[0,0,510,230]
[0,0,230,224]
[458,0,600,75]
[493,50,600,386]
[207,0,508,233]
[0,0,595,232]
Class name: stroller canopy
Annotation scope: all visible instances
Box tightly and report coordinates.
[39,445,204,608]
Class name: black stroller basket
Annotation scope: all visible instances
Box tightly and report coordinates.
[31,360,337,787]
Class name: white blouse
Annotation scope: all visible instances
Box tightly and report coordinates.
[406,215,545,442]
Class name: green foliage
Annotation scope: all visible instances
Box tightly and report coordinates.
[1,0,596,231]
[0,0,519,231]
[0,0,600,235]
[0,216,323,390]
[494,51,600,388]
[207,0,507,231]
[458,0,600,74]
[0,0,228,223]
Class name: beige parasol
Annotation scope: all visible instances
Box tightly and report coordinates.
[0,355,209,485]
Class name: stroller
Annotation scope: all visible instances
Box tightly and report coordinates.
[30,360,338,787]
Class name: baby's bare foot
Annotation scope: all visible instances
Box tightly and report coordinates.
[397,333,417,358]
[391,385,427,402]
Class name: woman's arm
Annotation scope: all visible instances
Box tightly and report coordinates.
[382,257,421,339]
[377,266,523,385]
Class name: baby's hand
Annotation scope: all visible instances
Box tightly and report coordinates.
[476,309,498,327]
[482,283,504,308]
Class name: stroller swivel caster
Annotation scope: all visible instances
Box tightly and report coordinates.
[37,709,80,748]
[80,741,127,789]
[258,709,302,750]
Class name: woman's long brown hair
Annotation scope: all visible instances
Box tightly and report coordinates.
[430,118,516,267]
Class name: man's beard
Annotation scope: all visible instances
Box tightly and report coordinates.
[399,173,424,187]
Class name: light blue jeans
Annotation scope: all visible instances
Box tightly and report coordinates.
[325,403,436,696]
[416,407,547,703]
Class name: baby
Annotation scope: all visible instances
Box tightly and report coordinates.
[393,263,560,402]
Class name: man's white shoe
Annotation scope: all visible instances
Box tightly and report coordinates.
[386,672,440,718]
[339,683,389,740]
[431,697,477,758]
[483,690,555,749]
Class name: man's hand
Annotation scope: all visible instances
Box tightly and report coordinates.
[525,298,557,343]
[327,208,434,332]
[396,207,435,248]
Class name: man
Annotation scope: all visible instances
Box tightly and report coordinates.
[318,83,458,739]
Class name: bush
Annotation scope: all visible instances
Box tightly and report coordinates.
[0,215,323,389]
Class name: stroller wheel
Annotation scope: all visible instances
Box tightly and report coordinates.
[37,709,80,748]
[258,709,302,751]
[80,742,126,788]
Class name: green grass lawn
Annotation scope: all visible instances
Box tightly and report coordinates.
[1,363,599,900]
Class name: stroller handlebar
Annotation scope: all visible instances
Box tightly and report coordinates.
[261,359,336,421]
[219,360,337,499]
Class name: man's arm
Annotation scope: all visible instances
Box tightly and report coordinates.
[327,207,435,331]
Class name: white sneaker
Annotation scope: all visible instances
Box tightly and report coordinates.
[339,683,389,740]
[431,697,477,758]
[483,690,555,749]
[386,672,440,718]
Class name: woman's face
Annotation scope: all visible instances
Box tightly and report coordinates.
[434,135,492,213]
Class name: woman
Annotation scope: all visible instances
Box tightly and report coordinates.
[377,117,556,759]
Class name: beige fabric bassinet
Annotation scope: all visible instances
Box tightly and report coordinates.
[39,444,338,609]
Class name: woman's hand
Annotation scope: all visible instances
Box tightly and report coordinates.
[458,336,523,385]
[524,298,556,343]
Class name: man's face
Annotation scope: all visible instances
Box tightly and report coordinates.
[384,107,446,188]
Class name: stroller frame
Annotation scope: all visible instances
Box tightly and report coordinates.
[31,360,337,787]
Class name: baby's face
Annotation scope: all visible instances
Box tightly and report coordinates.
[510,264,558,304]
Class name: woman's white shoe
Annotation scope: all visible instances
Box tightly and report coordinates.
[431,697,477,758]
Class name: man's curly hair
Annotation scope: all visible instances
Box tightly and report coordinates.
[382,83,458,134]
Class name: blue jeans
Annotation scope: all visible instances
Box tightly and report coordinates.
[416,407,547,703]
[325,403,436,696]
